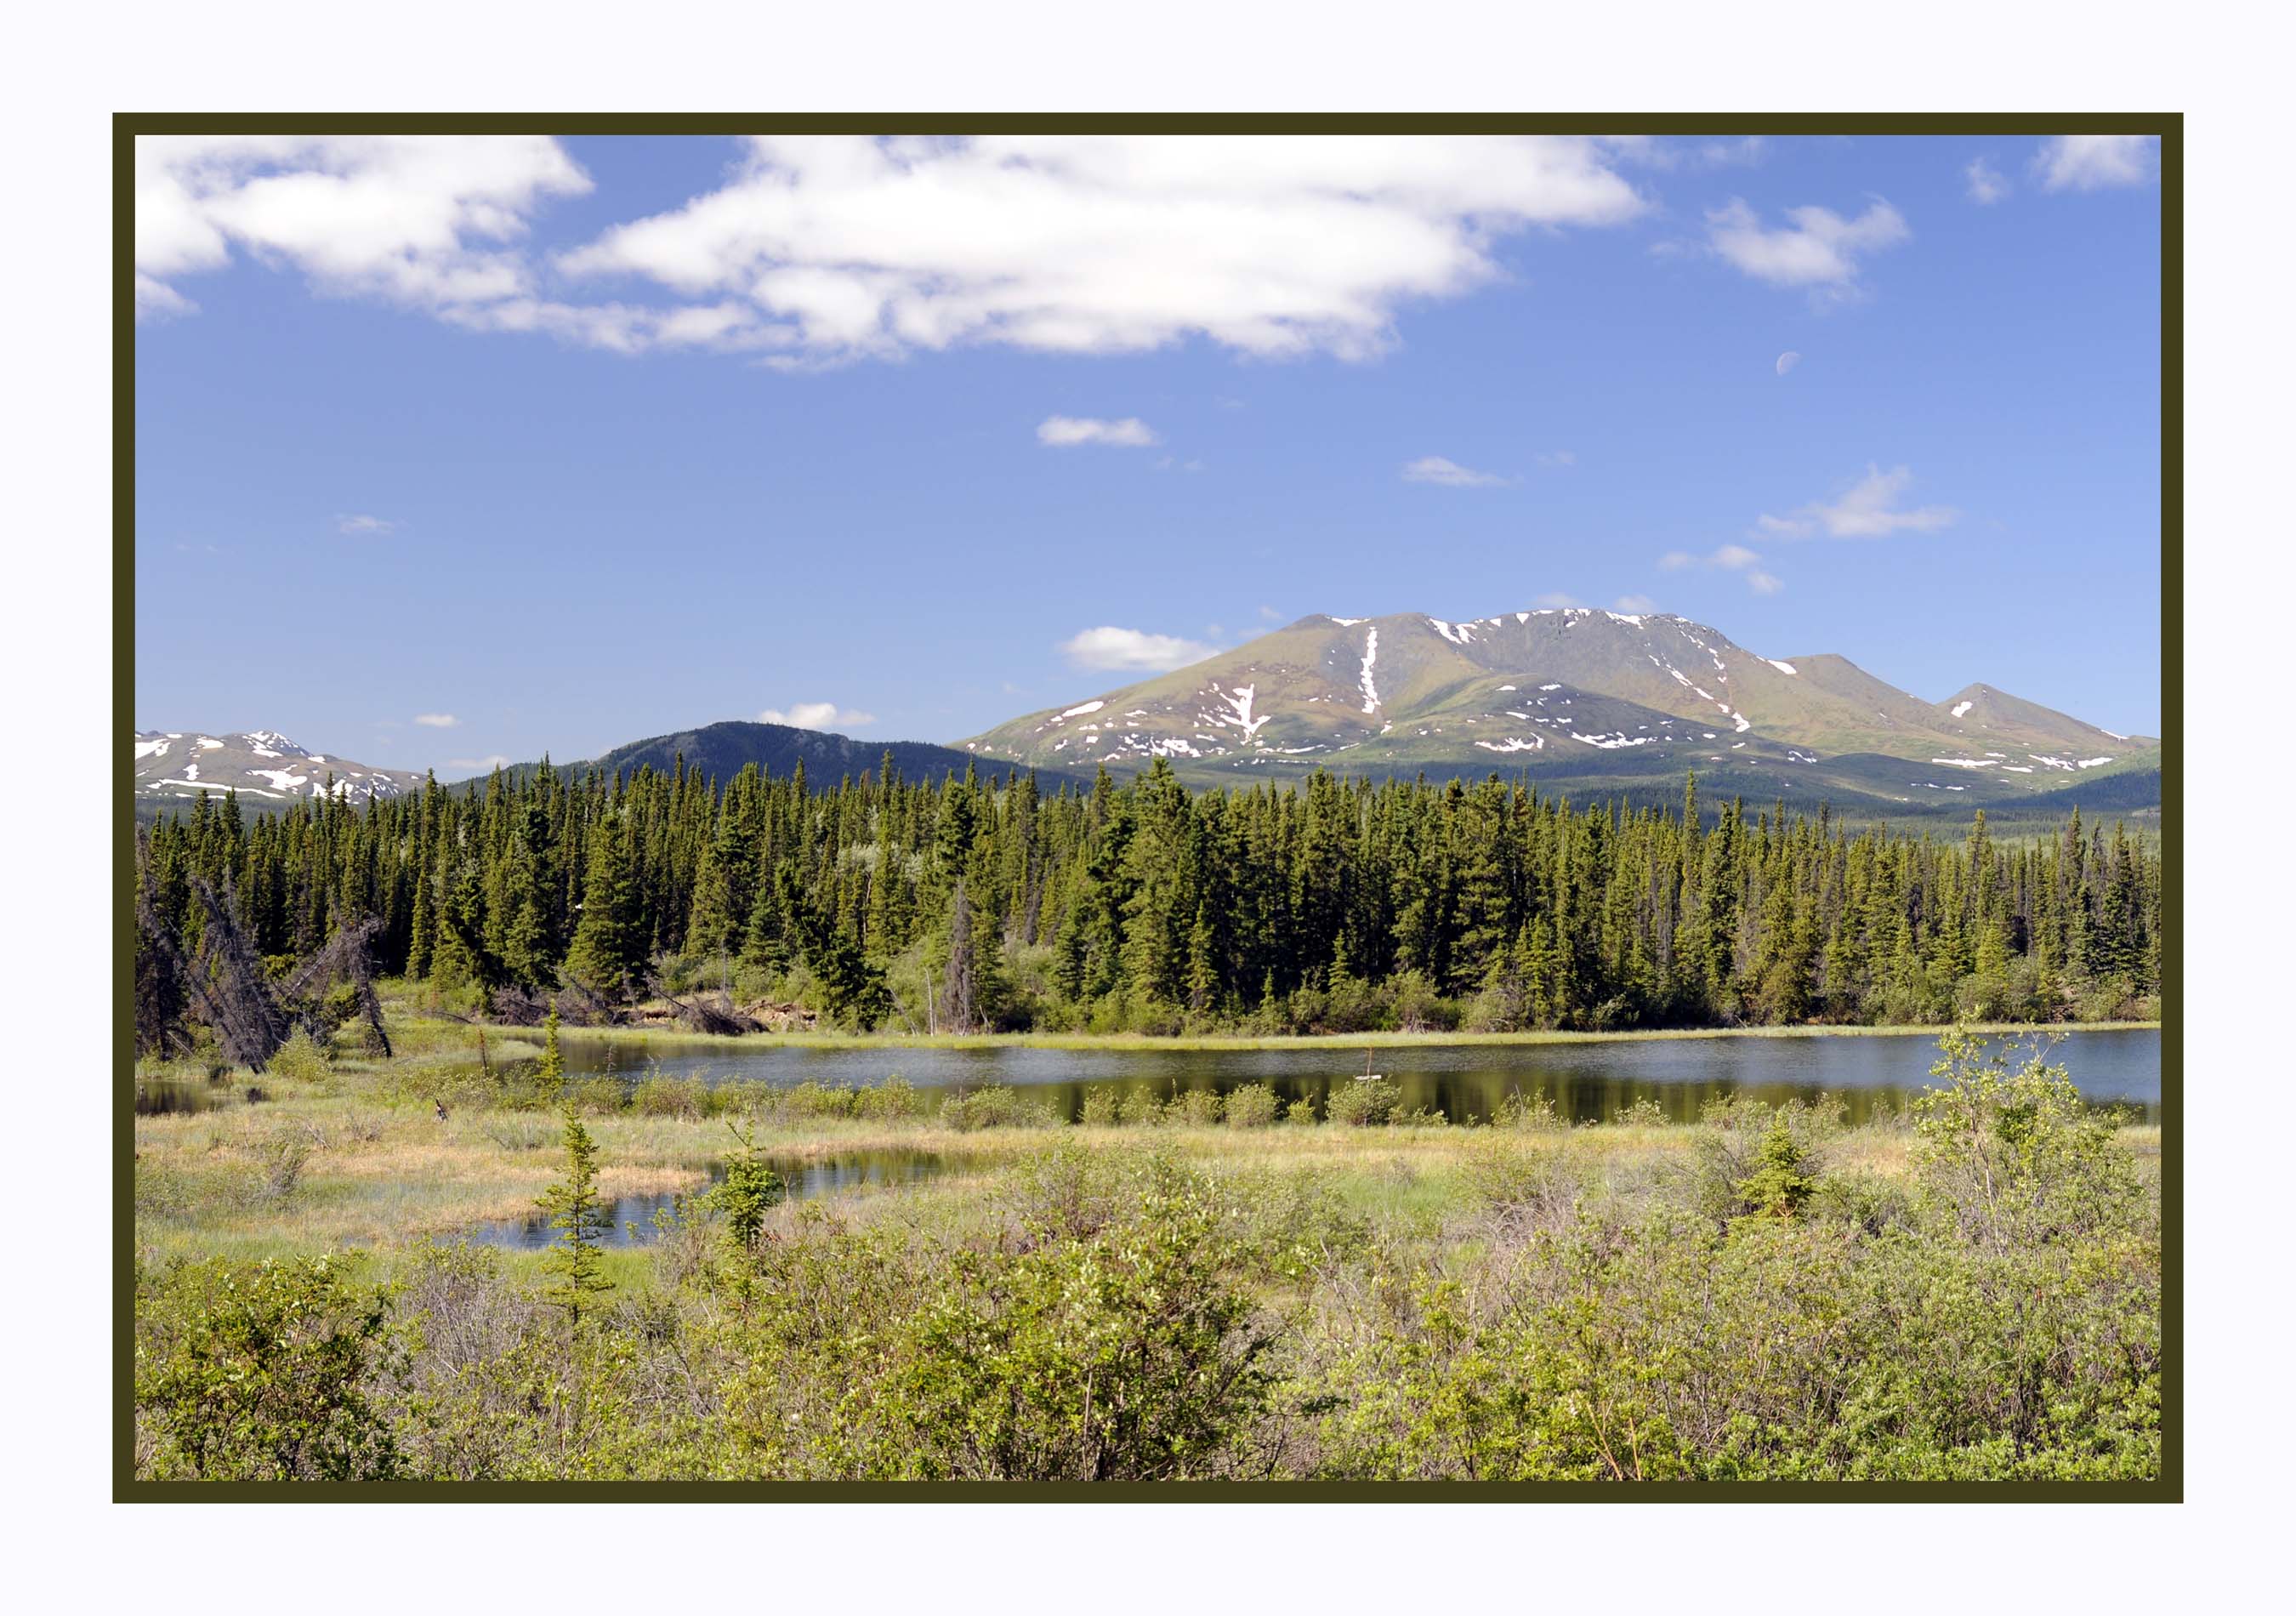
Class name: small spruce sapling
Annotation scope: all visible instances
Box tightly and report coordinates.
[712,1119,785,1253]
[536,1109,615,1324]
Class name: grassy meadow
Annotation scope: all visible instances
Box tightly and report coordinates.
[129,1006,2162,1485]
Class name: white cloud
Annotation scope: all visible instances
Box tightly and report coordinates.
[1256,605,1284,622]
[1659,543,1778,592]
[1402,455,1510,487]
[1533,591,1583,609]
[448,754,513,772]
[759,702,877,731]
[134,135,592,324]
[2034,136,2157,192]
[1704,196,1909,302]
[1535,448,1577,468]
[1759,464,1958,539]
[136,135,1662,367]
[135,273,196,320]
[1039,414,1158,447]
[557,135,1647,363]
[1964,157,2011,205]
[1600,136,1765,172]
[337,514,395,535]
[412,713,458,729]
[1613,594,1657,613]
[1059,625,1218,672]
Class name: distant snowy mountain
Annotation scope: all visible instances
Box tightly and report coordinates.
[961,609,2161,810]
[134,731,426,813]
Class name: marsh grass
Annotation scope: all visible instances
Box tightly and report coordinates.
[133,1004,2162,1482]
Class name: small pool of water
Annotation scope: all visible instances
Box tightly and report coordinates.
[467,1150,946,1250]
[135,1078,265,1114]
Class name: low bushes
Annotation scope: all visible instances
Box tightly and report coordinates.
[939,1084,1058,1131]
[135,1254,402,1481]
[1223,1084,1281,1129]
[1327,1077,1401,1127]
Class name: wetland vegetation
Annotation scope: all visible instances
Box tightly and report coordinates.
[130,1004,2160,1483]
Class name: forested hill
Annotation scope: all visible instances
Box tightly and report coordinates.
[137,756,2162,1044]
[485,720,1084,794]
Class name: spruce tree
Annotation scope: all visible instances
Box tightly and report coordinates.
[535,1004,565,1101]
[536,1109,614,1325]
[563,817,639,998]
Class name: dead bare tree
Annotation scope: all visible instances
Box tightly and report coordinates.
[281,913,393,1057]
[552,972,626,1028]
[179,875,294,1071]
[643,971,762,1036]
[134,884,196,1061]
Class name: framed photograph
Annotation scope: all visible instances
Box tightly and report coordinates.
[121,120,2174,1498]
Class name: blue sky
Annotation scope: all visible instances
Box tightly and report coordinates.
[133,133,2162,773]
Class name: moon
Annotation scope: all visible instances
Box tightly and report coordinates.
[1776,350,1801,377]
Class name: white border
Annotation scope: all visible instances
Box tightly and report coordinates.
[14,0,2286,1605]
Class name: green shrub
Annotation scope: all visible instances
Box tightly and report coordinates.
[1327,1078,1400,1127]
[1611,1096,1669,1129]
[941,1085,1055,1131]
[136,1254,401,1481]
[853,1076,918,1120]
[1735,1114,1818,1218]
[1910,1028,2145,1247]
[710,1123,786,1253]
[1080,1086,1121,1126]
[1223,1084,1280,1129]
[1494,1090,1565,1131]
[1688,1095,1842,1225]
[268,1027,332,1084]
[632,1074,710,1117]
[1117,1088,1164,1127]
[880,1175,1274,1479]
[781,1080,856,1120]
[565,1075,632,1115]
[1168,1087,1224,1128]
[1285,1097,1319,1126]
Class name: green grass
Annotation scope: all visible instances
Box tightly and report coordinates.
[132,1008,2163,1483]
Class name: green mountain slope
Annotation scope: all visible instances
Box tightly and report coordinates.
[484,720,1080,793]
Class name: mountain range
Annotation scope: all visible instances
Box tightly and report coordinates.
[958,609,2161,812]
[134,606,2161,822]
[133,731,425,817]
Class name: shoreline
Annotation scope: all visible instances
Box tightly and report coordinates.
[525,1018,2162,1055]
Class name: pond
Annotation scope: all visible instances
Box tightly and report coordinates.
[560,1026,2163,1127]
[134,1078,267,1115]
[468,1150,947,1250]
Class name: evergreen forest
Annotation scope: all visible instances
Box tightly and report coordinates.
[134,755,2164,1049]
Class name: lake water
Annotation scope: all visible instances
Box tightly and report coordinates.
[560,1027,2162,1127]
[469,1150,946,1250]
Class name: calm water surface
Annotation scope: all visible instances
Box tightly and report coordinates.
[560,1027,2162,1127]
[469,1151,946,1250]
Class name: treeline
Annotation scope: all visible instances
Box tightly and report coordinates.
[136,757,2162,1038]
